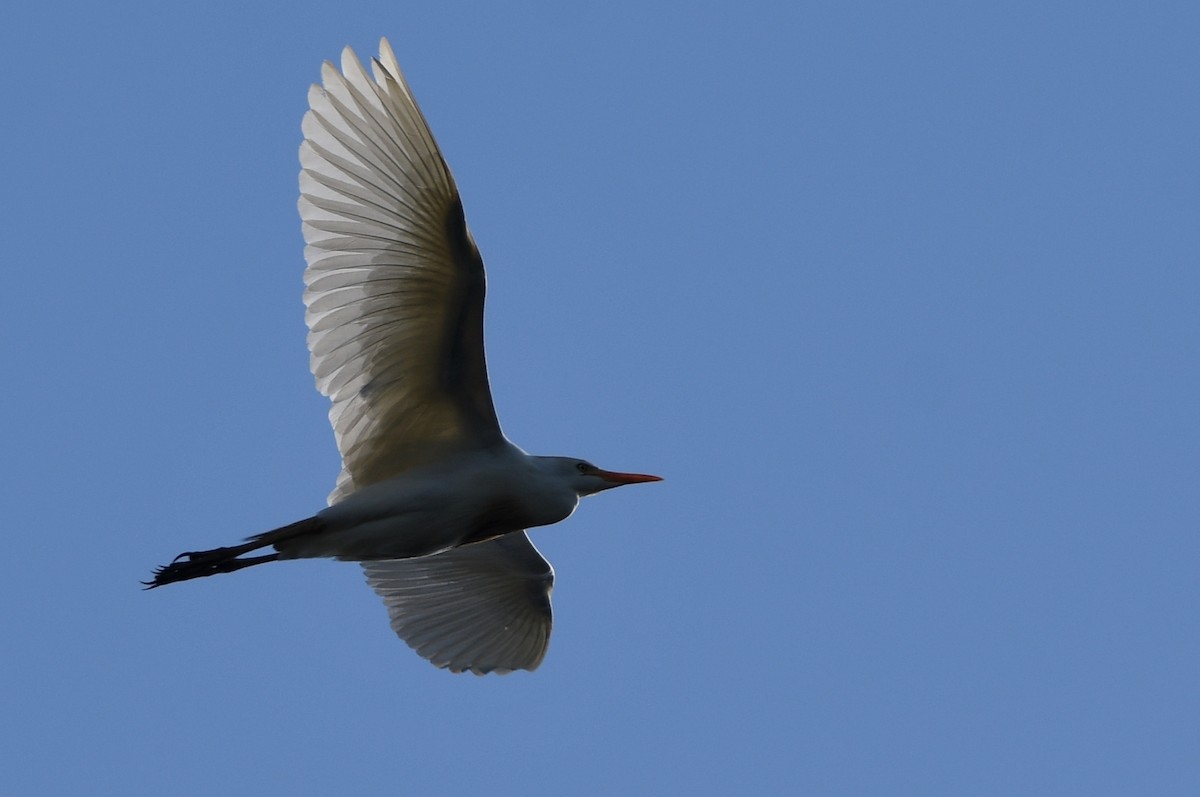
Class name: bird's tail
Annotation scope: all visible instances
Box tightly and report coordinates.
[144,516,323,589]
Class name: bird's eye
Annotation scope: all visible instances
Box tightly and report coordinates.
[576,462,590,473]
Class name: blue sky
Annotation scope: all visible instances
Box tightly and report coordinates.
[4,1,1198,794]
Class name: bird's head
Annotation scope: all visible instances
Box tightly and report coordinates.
[541,456,663,497]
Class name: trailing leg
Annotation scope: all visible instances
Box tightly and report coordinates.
[144,516,323,589]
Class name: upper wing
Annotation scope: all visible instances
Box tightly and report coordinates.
[362,532,554,675]
[299,39,503,503]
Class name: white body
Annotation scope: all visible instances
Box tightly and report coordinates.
[289,445,580,561]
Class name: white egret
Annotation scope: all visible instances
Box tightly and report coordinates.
[147,39,660,675]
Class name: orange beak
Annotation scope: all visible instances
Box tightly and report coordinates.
[595,469,663,485]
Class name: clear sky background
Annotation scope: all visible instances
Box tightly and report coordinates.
[4,1,1198,794]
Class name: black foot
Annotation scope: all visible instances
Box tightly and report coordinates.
[143,551,279,589]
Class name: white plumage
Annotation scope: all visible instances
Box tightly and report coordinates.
[147,39,660,676]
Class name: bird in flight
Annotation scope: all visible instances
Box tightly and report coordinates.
[146,39,660,675]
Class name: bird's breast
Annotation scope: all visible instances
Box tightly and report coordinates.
[461,496,540,545]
